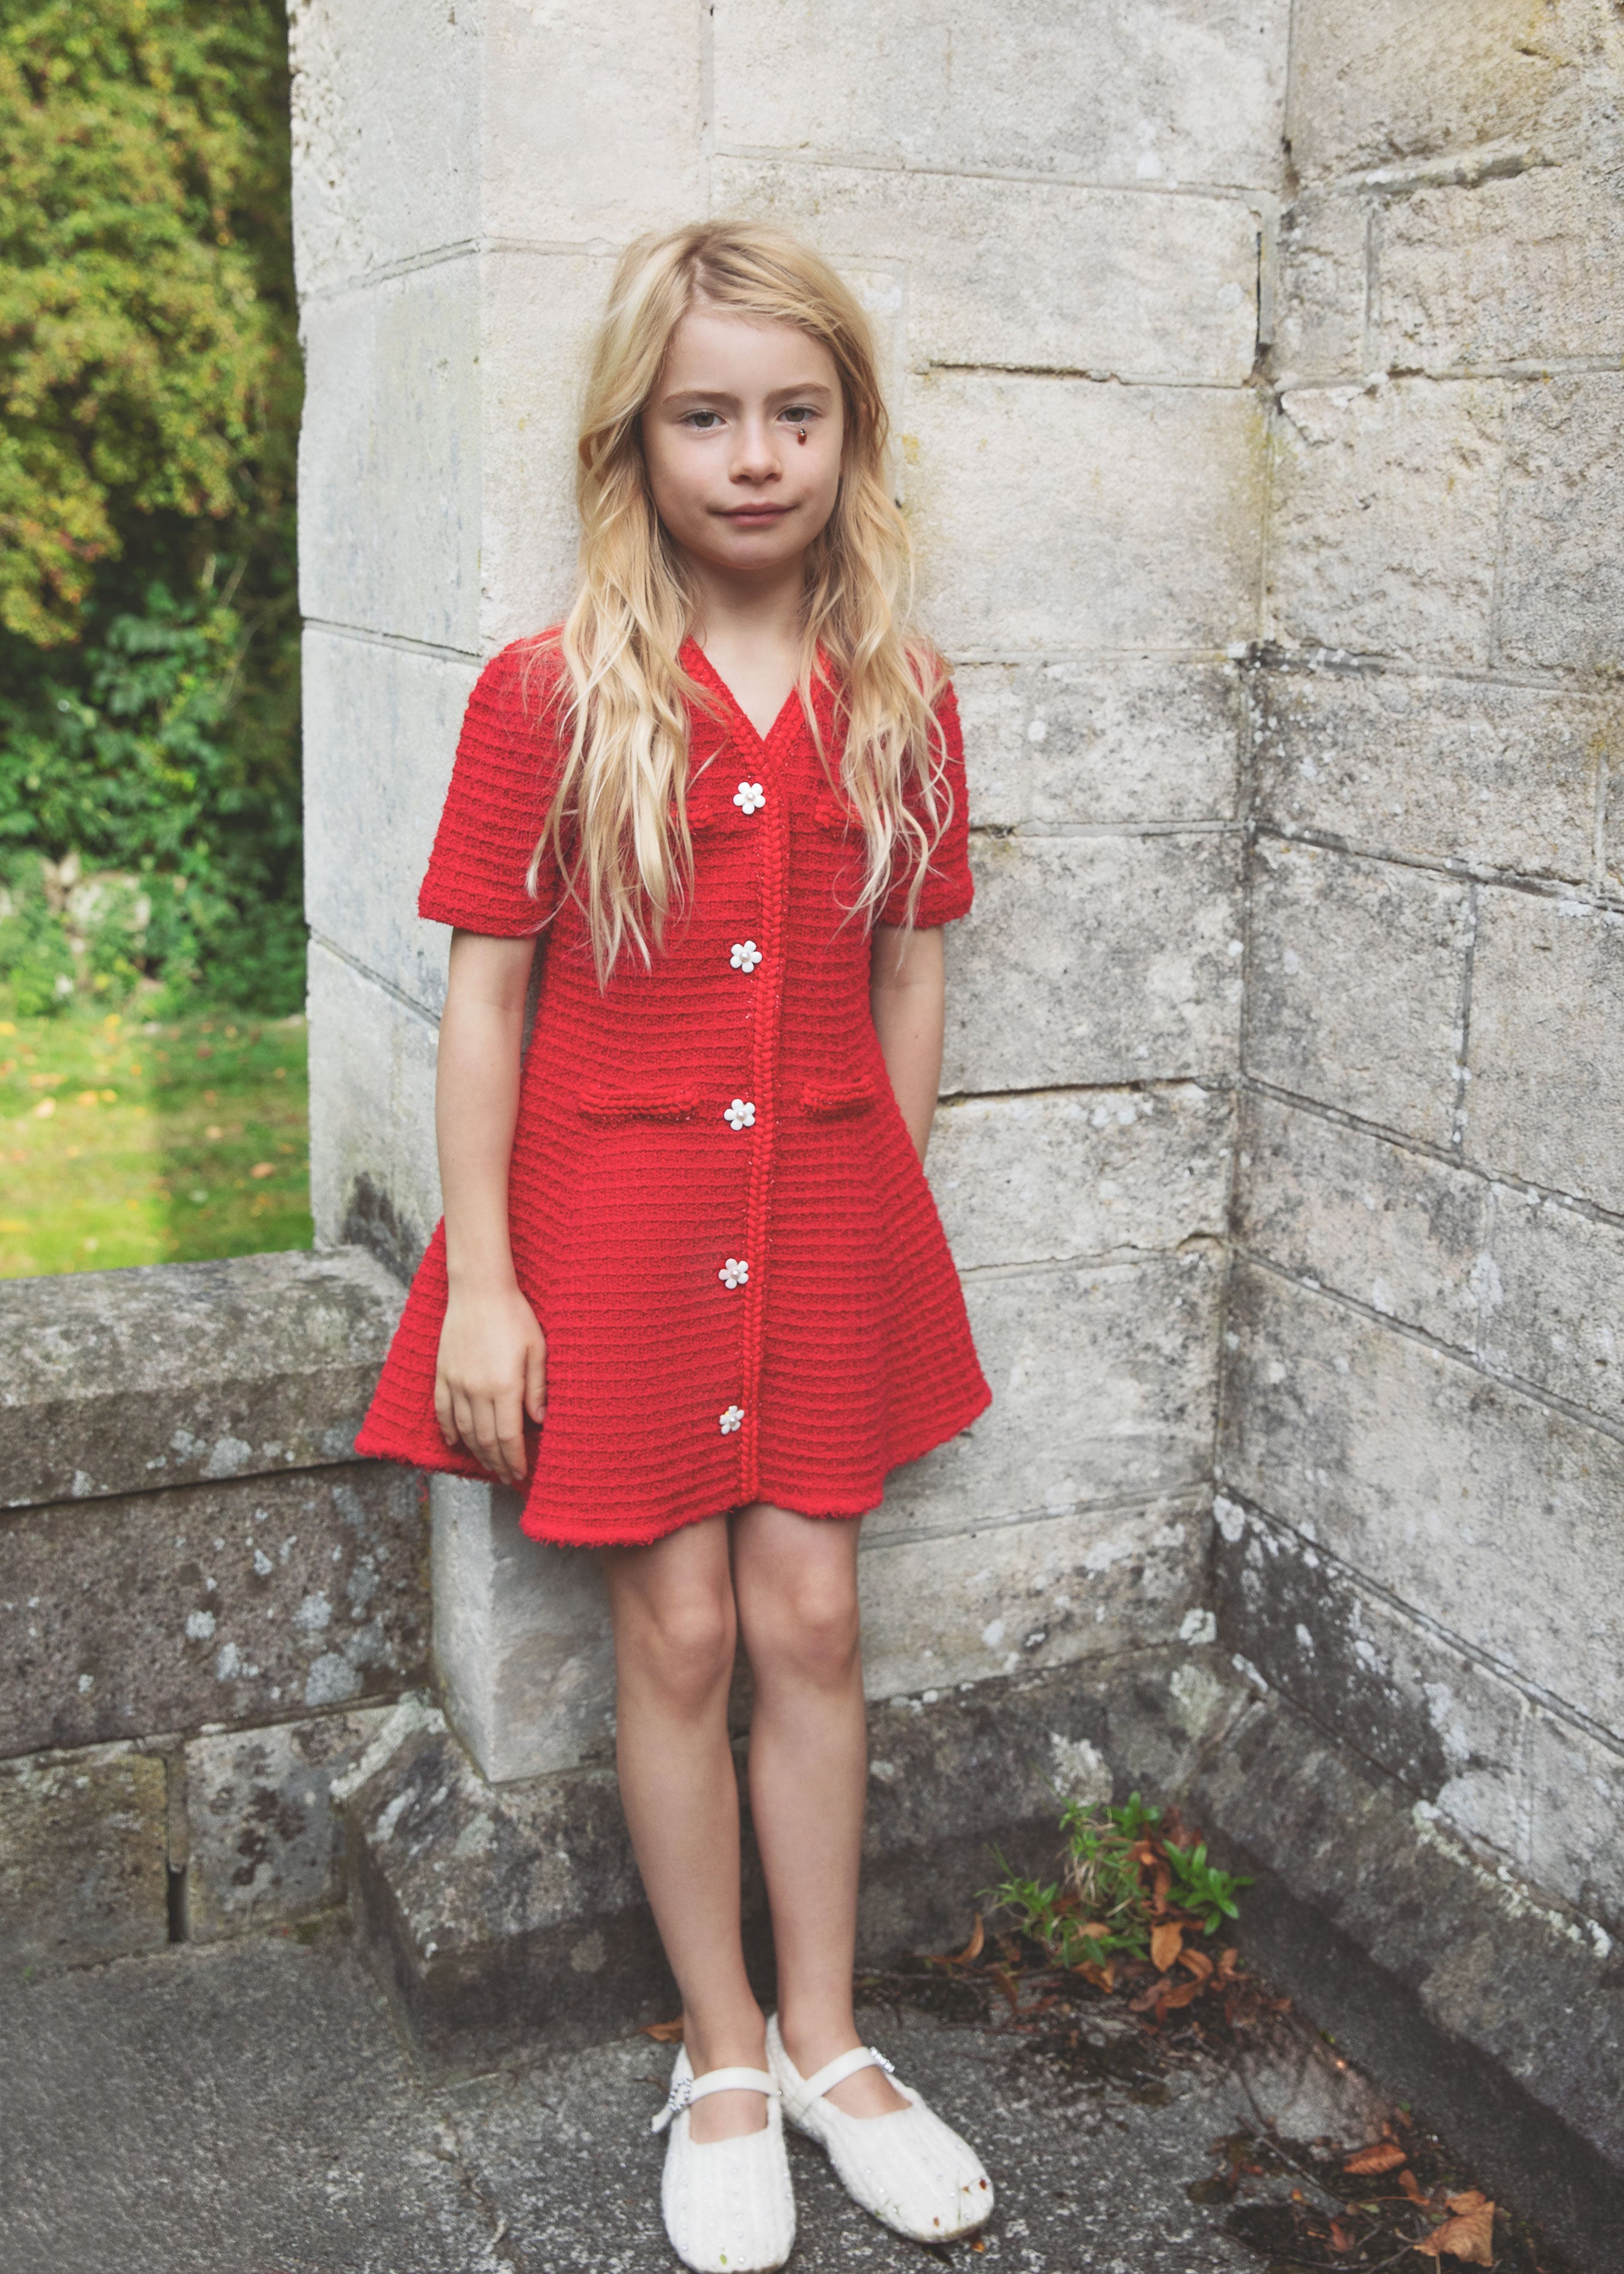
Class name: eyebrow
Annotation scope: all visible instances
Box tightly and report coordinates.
[659,381,836,409]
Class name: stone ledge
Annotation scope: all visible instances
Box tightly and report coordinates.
[0,1743,170,1974]
[0,1247,405,1512]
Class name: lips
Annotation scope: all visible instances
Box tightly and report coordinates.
[721,504,792,521]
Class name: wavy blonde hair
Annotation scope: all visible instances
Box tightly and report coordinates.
[526,219,950,984]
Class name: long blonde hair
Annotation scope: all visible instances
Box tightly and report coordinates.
[526,220,950,983]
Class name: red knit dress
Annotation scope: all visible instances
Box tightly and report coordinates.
[354,635,992,1547]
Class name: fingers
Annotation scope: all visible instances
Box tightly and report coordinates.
[523,1333,548,1425]
[434,1371,457,1448]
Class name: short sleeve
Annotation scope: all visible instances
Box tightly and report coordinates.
[417,641,564,934]
[878,677,974,929]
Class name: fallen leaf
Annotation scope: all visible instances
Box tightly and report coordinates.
[1160,1977,1204,2009]
[642,2017,685,2042]
[990,1964,1021,2015]
[76,1089,99,1106]
[927,1913,985,1967]
[1343,2140,1407,2176]
[31,1097,54,1118]
[1178,1945,1214,1982]
[1328,2219,1355,2255]
[1398,2169,1430,2204]
[1413,2193,1495,2265]
[1150,1918,1184,1972]
[250,1162,275,1179]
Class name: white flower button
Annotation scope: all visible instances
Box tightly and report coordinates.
[733,781,766,814]
[719,1404,745,1434]
[723,1099,755,1130]
[730,940,763,972]
[718,1257,749,1289]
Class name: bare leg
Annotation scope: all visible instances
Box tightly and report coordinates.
[601,1515,766,2142]
[731,1502,907,2119]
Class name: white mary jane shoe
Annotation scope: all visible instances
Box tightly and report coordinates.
[650,2044,796,2273]
[766,2014,994,2243]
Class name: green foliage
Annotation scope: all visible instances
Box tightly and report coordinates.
[0,0,302,1012]
[986,1793,1252,1973]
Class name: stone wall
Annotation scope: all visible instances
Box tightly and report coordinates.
[1219,0,1624,1940]
[0,1251,423,1965]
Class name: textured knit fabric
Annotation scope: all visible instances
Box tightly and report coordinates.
[354,634,991,1547]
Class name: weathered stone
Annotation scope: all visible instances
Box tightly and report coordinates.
[859,1494,1207,1698]
[1220,1263,1624,1729]
[1498,370,1624,673]
[1286,0,1567,178]
[1211,1494,1525,1853]
[432,1479,616,1786]
[1524,1705,1624,1935]
[0,1745,168,1972]
[1377,165,1624,371]
[1465,888,1624,1214]
[1245,839,1471,1145]
[929,1083,1232,1273]
[712,160,1260,385]
[302,631,478,1015]
[0,1246,403,1514]
[712,0,1290,188]
[1235,1091,1486,1349]
[0,1464,429,1758]
[1252,667,1605,884]
[905,372,1266,655]
[306,939,441,1266]
[944,833,1243,1094]
[1480,1183,1624,1425]
[1273,190,1369,383]
[297,258,483,650]
[953,657,1241,831]
[881,1253,1220,1533]
[184,1706,401,1941]
[1268,378,1505,666]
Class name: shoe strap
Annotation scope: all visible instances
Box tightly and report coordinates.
[793,2043,897,2113]
[651,2064,778,2134]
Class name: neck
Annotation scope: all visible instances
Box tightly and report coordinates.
[681,549,808,657]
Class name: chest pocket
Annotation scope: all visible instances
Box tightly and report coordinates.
[579,1086,698,1124]
[811,786,861,838]
[800,1076,879,1120]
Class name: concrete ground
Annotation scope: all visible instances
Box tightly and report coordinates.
[0,1924,1399,2274]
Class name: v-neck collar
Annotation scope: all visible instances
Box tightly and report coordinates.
[681,635,804,756]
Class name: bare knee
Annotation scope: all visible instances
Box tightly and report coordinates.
[617,1583,737,1712]
[743,1567,861,1689]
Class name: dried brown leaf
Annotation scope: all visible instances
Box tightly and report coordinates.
[1328,2219,1355,2255]
[1150,1919,1184,1973]
[1343,2140,1407,2176]
[1398,2168,1430,2204]
[1413,2194,1495,2265]
[1160,1977,1204,2010]
[1178,1944,1214,1982]
[990,1963,1021,2016]
[642,2017,685,2042]
[924,1912,985,1967]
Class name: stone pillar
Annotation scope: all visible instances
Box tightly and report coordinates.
[289,0,1283,1781]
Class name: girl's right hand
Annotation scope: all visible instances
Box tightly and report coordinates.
[434,1284,547,1487]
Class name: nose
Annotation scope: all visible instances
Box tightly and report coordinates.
[730,414,781,486]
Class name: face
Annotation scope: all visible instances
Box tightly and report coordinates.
[640,307,845,579]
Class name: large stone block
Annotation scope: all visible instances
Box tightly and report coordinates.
[1211,1494,1525,1855]
[1377,165,1624,372]
[1220,1263,1624,1727]
[183,1706,402,1942]
[288,0,480,296]
[929,1083,1232,1274]
[1,1464,429,1758]
[306,940,442,1266]
[432,1479,615,1786]
[1498,371,1624,673]
[944,833,1243,1094]
[711,161,1259,386]
[297,257,483,651]
[712,0,1290,190]
[879,1252,1220,1535]
[1287,0,1566,177]
[1235,1091,1486,1350]
[303,632,479,1017]
[0,1247,402,1514]
[1252,666,1605,884]
[1272,190,1368,383]
[905,372,1266,655]
[1480,1182,1624,1424]
[1245,839,1471,1144]
[0,1745,168,1972]
[1268,378,1505,666]
[1465,888,1624,1213]
[859,1494,1207,1698]
[1524,1706,1624,1933]
[953,657,1241,831]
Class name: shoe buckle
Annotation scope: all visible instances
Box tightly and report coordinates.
[668,2075,694,2113]
[868,2047,896,2075]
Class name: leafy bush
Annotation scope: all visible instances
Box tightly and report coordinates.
[0,1,303,1013]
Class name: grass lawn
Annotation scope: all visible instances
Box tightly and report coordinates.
[0,1003,312,1279]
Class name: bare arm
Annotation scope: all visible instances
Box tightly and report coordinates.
[869,922,946,1161]
[433,928,545,1485]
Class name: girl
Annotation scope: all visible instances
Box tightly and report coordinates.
[357,221,994,2273]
